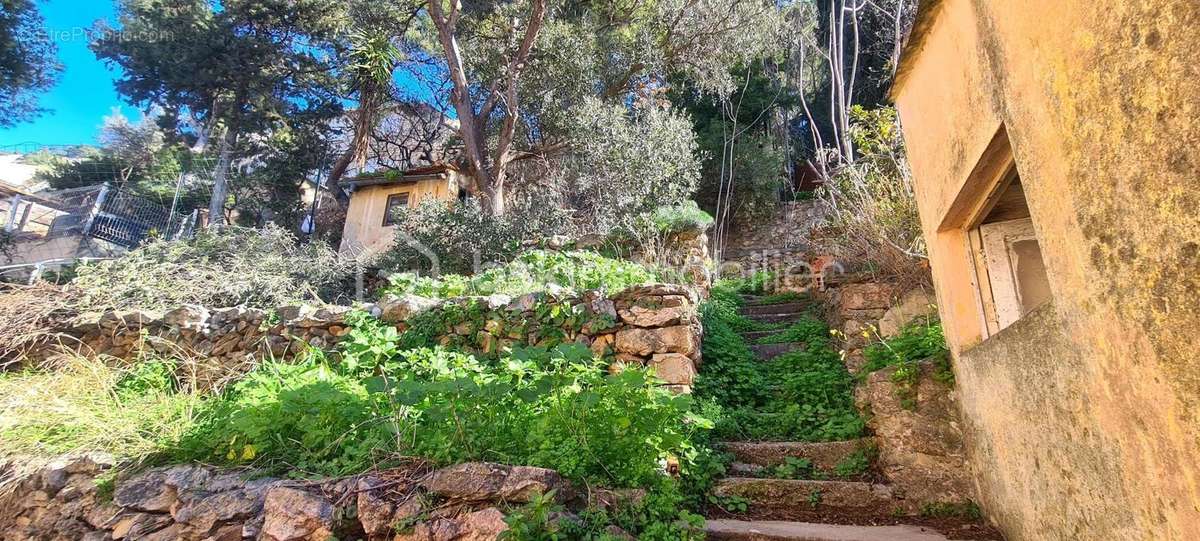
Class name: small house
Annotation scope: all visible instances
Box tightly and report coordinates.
[338,164,465,255]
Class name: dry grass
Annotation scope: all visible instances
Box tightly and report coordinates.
[0,283,81,368]
[0,355,206,466]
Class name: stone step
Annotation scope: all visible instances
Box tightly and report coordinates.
[746,313,805,324]
[740,330,782,341]
[728,462,768,477]
[741,302,810,316]
[712,478,896,521]
[705,519,961,541]
[722,440,874,472]
[749,342,806,360]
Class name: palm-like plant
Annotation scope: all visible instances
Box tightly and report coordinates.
[347,31,403,167]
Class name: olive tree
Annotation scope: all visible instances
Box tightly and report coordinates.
[418,0,784,216]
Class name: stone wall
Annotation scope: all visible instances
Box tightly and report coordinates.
[0,455,607,541]
[722,201,826,258]
[825,280,973,509]
[38,283,702,391]
[638,227,712,291]
[718,201,833,292]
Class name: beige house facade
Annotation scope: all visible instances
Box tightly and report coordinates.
[892,1,1200,540]
[338,164,464,256]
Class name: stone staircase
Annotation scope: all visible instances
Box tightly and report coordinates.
[703,295,1001,541]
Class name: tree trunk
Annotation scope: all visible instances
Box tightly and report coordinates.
[207,129,237,228]
[325,145,356,205]
[484,179,505,216]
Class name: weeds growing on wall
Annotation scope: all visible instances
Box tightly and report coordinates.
[695,280,865,442]
[859,317,952,409]
[860,317,949,375]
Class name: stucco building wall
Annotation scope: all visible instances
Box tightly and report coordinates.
[892,1,1200,539]
[339,176,455,256]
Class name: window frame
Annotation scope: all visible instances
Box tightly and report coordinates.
[381,192,411,227]
[957,149,1050,339]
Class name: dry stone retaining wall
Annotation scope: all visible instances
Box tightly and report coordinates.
[0,456,594,541]
[38,283,702,390]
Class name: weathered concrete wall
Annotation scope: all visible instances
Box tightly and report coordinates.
[893,1,1200,539]
[955,303,1139,539]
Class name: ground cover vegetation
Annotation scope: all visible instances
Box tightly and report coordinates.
[694,279,865,442]
[857,316,953,409]
[0,240,727,538]
[383,250,654,300]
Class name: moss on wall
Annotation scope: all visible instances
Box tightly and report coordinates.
[893,1,1200,539]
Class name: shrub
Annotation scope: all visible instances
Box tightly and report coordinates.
[818,106,926,279]
[649,201,714,236]
[176,359,390,477]
[506,480,705,541]
[859,317,952,409]
[560,97,701,235]
[383,250,654,300]
[860,317,949,375]
[70,224,356,311]
[376,198,571,276]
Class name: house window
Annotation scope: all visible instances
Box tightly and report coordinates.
[382,192,410,226]
[966,169,1053,336]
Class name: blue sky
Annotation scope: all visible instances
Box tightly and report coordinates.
[0,0,136,147]
[0,1,447,149]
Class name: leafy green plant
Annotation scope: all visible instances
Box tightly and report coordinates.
[860,318,949,375]
[649,201,714,235]
[767,457,815,480]
[376,198,573,276]
[383,250,654,300]
[503,491,569,541]
[695,282,864,442]
[860,318,952,410]
[114,358,178,397]
[714,271,775,296]
[833,445,876,478]
[755,316,826,345]
[176,359,389,477]
[709,494,749,513]
[807,490,823,509]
